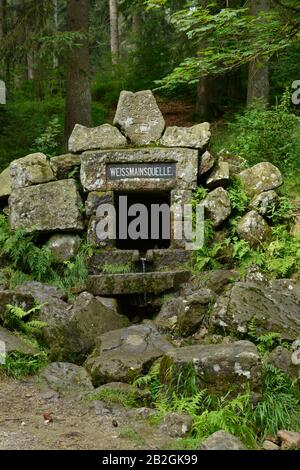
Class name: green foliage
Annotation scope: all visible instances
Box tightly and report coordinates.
[192,186,208,204]
[0,216,54,281]
[0,214,92,293]
[134,362,162,401]
[2,351,48,379]
[156,3,300,90]
[227,95,300,173]
[59,243,93,291]
[134,358,300,448]
[228,183,250,214]
[1,304,47,337]
[193,393,256,448]
[119,427,146,446]
[247,318,289,356]
[0,96,64,171]
[88,387,142,408]
[31,117,62,156]
[134,361,256,446]
[102,263,132,274]
[254,364,300,438]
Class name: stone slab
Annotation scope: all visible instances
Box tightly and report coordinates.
[86,271,190,295]
[80,148,198,192]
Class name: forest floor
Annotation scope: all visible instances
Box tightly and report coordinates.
[0,373,173,450]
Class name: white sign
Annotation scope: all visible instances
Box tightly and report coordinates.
[0,80,6,105]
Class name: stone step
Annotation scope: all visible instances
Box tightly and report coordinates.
[86,271,190,296]
[88,249,192,274]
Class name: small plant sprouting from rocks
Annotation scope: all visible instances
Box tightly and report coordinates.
[88,387,144,408]
[133,359,300,448]
[0,303,49,379]
[3,352,48,379]
[2,304,47,337]
[247,318,289,356]
[102,263,132,274]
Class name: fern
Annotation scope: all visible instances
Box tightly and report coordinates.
[1,304,47,336]
[254,364,300,439]
[193,393,256,448]
[247,318,289,356]
[228,182,250,214]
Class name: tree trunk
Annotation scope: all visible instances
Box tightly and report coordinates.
[64,0,91,145]
[196,77,214,121]
[247,0,269,106]
[0,0,4,80]
[53,0,59,69]
[0,0,4,42]
[109,0,119,65]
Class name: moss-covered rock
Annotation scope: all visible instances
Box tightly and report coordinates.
[211,279,300,340]
[236,210,271,247]
[160,340,261,396]
[9,179,84,233]
[238,162,282,197]
[85,323,173,385]
[10,153,55,189]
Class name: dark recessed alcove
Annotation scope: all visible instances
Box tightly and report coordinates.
[117,294,162,323]
[115,191,171,250]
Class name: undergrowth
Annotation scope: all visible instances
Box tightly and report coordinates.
[133,361,300,449]
[0,304,49,378]
[0,214,91,292]
[193,180,300,278]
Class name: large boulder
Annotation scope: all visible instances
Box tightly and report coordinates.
[15,281,66,303]
[66,292,129,356]
[113,90,165,145]
[199,151,215,176]
[50,153,81,179]
[201,187,231,228]
[68,124,127,153]
[160,123,210,149]
[0,167,11,198]
[80,147,197,192]
[180,270,240,297]
[0,290,34,315]
[160,340,261,395]
[238,162,282,197]
[236,210,271,247]
[160,412,193,438]
[218,152,247,176]
[85,191,114,217]
[10,153,55,190]
[206,161,230,189]
[266,346,300,379]
[211,279,300,340]
[40,362,93,392]
[48,234,81,263]
[9,179,84,233]
[249,190,279,217]
[0,325,38,356]
[85,323,173,385]
[200,430,246,450]
[15,285,129,361]
[155,289,215,336]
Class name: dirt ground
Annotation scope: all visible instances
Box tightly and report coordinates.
[0,372,174,450]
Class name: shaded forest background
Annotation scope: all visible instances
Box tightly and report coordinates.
[0,0,300,198]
